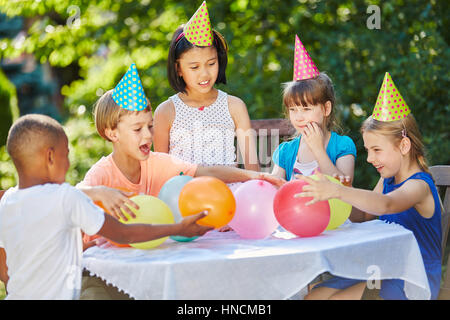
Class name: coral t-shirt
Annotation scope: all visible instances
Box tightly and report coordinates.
[78,152,198,243]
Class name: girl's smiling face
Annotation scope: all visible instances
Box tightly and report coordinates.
[176,46,219,95]
[112,110,154,161]
[363,130,403,178]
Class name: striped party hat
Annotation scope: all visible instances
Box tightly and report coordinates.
[112,63,148,111]
[293,34,320,81]
[184,1,214,47]
[372,72,410,122]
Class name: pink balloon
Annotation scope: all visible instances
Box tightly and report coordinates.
[229,180,279,239]
[273,180,330,237]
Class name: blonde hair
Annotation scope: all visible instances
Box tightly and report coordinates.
[361,113,430,174]
[93,89,151,141]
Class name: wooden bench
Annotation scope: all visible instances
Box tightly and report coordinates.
[430,165,450,300]
[236,118,295,172]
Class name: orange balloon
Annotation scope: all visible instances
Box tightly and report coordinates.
[94,187,137,248]
[178,176,236,228]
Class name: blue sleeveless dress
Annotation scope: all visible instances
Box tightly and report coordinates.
[314,172,442,299]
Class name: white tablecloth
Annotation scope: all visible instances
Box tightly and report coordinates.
[82,220,430,300]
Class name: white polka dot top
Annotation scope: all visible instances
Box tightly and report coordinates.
[169,90,237,166]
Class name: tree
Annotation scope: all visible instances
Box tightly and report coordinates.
[0,0,448,189]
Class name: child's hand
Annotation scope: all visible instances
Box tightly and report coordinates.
[83,236,109,251]
[83,239,97,251]
[178,211,214,237]
[256,172,286,188]
[218,225,233,232]
[302,122,326,153]
[332,173,352,187]
[95,186,139,221]
[293,172,340,205]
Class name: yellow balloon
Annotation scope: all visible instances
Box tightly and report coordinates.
[119,195,175,249]
[310,175,352,230]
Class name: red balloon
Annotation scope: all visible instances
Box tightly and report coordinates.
[273,180,330,237]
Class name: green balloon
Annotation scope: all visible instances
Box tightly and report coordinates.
[310,175,352,230]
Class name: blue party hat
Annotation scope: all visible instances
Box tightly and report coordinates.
[112,63,148,111]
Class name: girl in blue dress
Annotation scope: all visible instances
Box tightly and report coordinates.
[296,73,442,300]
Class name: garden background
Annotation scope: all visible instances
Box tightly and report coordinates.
[0,0,448,300]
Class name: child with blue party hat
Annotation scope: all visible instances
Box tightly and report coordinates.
[75,62,283,299]
[79,62,285,240]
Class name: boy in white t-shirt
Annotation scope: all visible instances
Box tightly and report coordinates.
[0,114,212,300]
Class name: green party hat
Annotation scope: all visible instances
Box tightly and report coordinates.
[184,1,214,47]
[372,72,411,121]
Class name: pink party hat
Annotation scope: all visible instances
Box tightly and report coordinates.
[293,34,320,81]
[184,1,214,47]
[372,72,411,122]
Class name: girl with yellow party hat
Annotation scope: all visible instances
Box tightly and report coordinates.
[154,1,259,172]
[295,72,442,300]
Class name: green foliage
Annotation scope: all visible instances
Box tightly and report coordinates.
[0,0,448,189]
[0,13,60,122]
[0,145,17,189]
[0,67,19,146]
[64,116,112,185]
[0,116,112,189]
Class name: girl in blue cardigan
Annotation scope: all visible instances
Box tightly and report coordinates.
[272,73,356,182]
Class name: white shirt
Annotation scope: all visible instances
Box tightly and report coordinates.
[292,160,319,179]
[0,183,105,300]
[169,89,237,166]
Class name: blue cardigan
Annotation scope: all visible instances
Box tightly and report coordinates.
[272,132,357,181]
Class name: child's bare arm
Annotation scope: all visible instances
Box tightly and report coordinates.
[153,100,174,154]
[295,173,429,216]
[196,165,286,188]
[229,96,260,172]
[0,247,8,287]
[330,174,378,222]
[79,185,139,221]
[301,122,354,179]
[0,190,8,286]
[271,164,287,180]
[96,211,213,244]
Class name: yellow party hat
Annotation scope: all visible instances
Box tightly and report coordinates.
[372,72,410,121]
[184,1,214,47]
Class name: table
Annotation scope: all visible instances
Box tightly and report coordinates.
[82,220,431,300]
